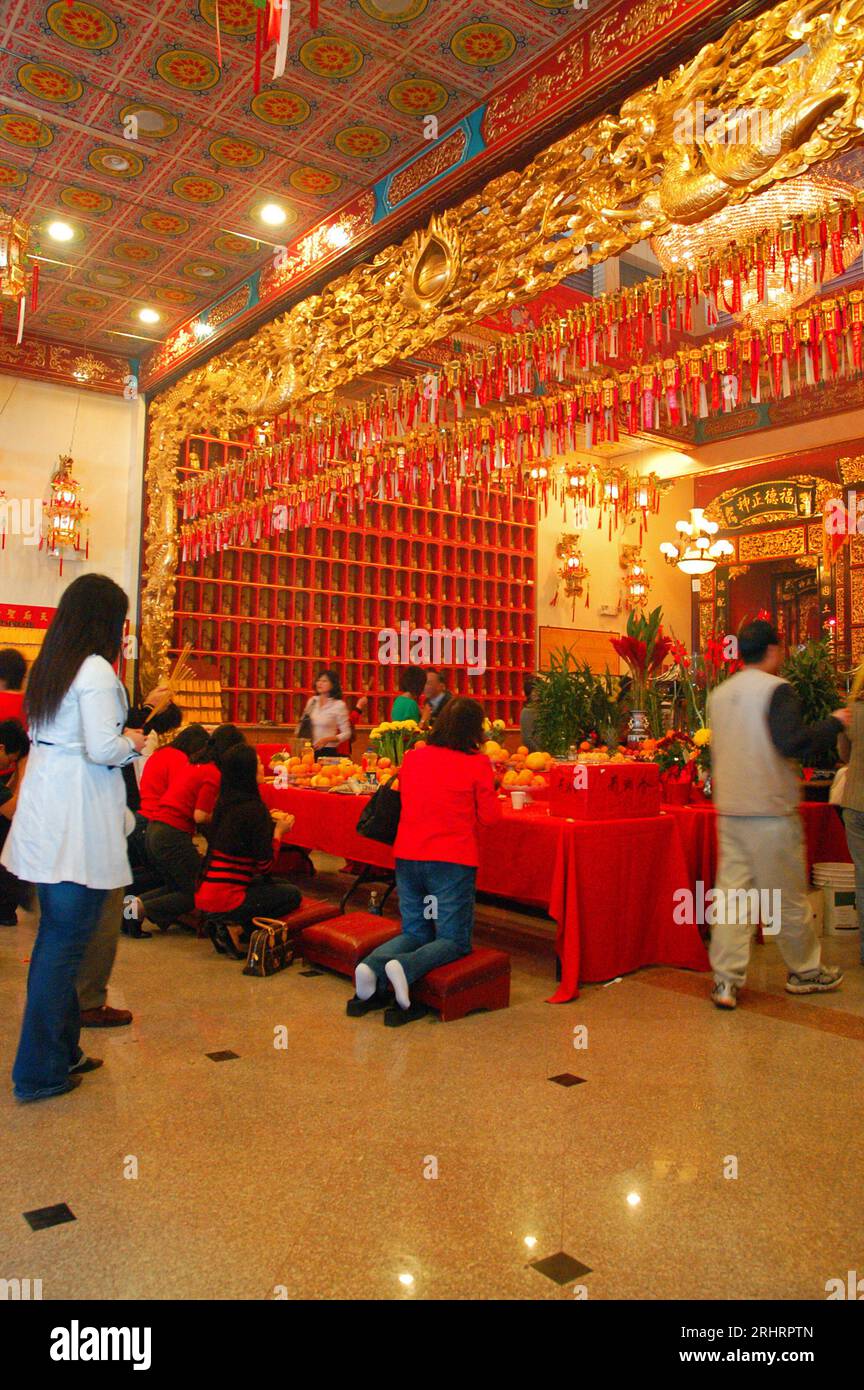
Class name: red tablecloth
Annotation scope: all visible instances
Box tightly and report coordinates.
[662,801,850,887]
[261,783,709,1000]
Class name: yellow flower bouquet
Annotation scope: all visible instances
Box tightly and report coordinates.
[367,719,424,767]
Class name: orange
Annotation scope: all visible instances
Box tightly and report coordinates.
[502,770,518,787]
[516,769,533,786]
[517,745,529,756]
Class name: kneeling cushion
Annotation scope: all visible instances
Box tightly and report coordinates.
[414,948,511,1023]
[301,911,399,975]
[284,895,342,933]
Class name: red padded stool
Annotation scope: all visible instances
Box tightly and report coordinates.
[414,948,511,1022]
[300,911,399,975]
[283,895,342,932]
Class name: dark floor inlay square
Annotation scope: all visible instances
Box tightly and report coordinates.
[24,1203,76,1231]
[530,1252,592,1285]
[548,1073,586,1087]
[206,1050,239,1062]
[299,969,323,977]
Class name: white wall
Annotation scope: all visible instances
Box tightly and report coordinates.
[536,461,695,663]
[0,376,145,613]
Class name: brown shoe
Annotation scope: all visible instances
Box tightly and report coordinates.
[80,1005,133,1028]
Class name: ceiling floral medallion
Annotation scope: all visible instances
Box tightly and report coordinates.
[299,36,364,79]
[289,165,341,195]
[60,186,112,213]
[44,312,85,332]
[449,22,517,68]
[183,260,227,281]
[112,241,159,264]
[85,267,129,289]
[46,2,118,51]
[404,212,461,312]
[358,0,429,22]
[63,289,108,311]
[88,146,144,177]
[0,163,27,188]
[388,77,448,116]
[334,124,392,159]
[208,135,265,168]
[155,49,221,92]
[213,232,259,257]
[198,0,257,35]
[0,112,53,148]
[152,286,199,306]
[171,174,225,203]
[140,210,190,236]
[117,104,178,140]
[250,89,311,126]
[17,62,83,105]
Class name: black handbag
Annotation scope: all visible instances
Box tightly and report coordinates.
[243,917,303,977]
[297,711,313,741]
[356,775,401,845]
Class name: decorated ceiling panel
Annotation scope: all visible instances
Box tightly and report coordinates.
[0,0,606,355]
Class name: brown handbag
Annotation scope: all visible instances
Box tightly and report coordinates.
[243,917,302,977]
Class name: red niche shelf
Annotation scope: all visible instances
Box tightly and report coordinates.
[154,433,536,728]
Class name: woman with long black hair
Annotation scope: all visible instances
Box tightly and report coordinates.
[136,723,245,931]
[2,574,146,1102]
[196,742,300,956]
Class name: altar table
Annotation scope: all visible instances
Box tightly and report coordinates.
[261,784,709,1001]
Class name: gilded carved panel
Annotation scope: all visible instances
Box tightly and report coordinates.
[738,527,806,563]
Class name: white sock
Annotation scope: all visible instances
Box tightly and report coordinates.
[355,963,376,1001]
[384,959,411,1010]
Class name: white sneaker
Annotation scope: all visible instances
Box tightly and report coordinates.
[711,980,738,1010]
[785,966,843,995]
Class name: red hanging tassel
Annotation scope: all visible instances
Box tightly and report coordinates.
[310,0,319,24]
[31,261,39,312]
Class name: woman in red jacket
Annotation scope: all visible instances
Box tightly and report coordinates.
[350,697,502,1025]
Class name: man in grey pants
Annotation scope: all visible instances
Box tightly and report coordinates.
[708,619,848,1009]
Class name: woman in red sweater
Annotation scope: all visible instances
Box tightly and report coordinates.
[136,724,245,931]
[350,697,502,1025]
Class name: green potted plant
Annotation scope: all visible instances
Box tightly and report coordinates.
[782,639,842,784]
[533,648,620,758]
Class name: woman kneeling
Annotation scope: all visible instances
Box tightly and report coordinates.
[197,743,300,957]
[351,697,501,1025]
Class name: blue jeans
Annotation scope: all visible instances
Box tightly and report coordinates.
[361,859,476,988]
[842,808,864,962]
[13,882,107,1100]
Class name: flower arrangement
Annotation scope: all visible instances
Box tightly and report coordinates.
[367,719,424,767]
[672,633,741,729]
[610,606,673,710]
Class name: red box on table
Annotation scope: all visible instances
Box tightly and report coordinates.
[548,762,661,820]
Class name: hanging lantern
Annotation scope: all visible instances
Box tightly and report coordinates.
[553,533,590,617]
[42,454,89,574]
[620,544,651,611]
[0,209,32,344]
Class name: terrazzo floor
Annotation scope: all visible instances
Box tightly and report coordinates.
[1,871,862,1302]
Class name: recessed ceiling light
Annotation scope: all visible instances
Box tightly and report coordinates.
[47,220,75,242]
[139,307,160,324]
[397,1273,414,1288]
[259,202,287,227]
[626,1192,641,1207]
[190,264,217,277]
[102,153,131,172]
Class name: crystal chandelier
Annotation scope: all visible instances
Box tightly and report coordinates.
[660,507,733,576]
[651,175,858,326]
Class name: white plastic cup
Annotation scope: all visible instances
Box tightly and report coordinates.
[510,788,527,810]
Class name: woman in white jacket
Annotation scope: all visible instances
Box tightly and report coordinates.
[3,575,146,1102]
